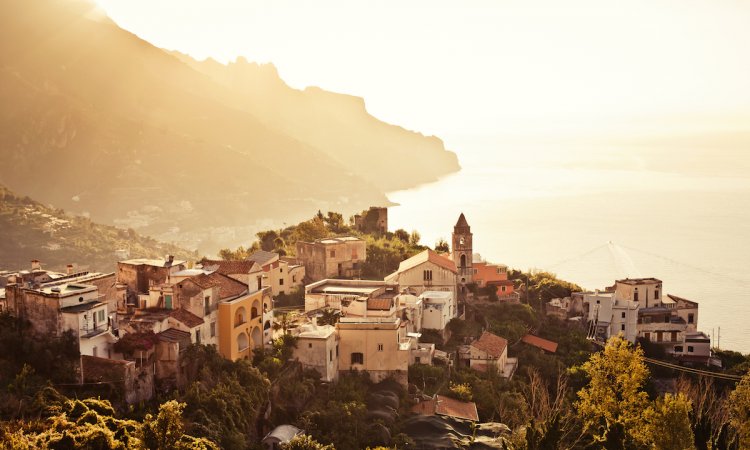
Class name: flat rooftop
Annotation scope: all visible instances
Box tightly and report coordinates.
[616,278,663,285]
[419,291,453,299]
[119,258,186,267]
[36,283,98,297]
[307,279,395,296]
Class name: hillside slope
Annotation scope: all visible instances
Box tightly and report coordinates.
[0,185,196,272]
[0,0,458,252]
[170,53,460,191]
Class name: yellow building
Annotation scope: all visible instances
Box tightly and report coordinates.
[217,288,266,361]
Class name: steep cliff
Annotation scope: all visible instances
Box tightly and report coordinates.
[0,0,459,251]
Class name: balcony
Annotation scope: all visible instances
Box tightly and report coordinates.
[81,322,109,339]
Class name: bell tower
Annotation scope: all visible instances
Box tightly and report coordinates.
[452,213,473,283]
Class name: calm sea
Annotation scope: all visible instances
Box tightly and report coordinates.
[387,139,750,353]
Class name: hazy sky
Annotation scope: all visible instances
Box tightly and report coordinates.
[95,0,750,141]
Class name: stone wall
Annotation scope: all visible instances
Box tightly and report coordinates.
[82,355,154,404]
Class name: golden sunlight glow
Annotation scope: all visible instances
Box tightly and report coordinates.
[96,0,750,141]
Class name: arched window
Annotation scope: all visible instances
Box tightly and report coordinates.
[251,327,262,348]
[235,307,247,326]
[237,332,249,352]
[251,299,261,319]
[460,254,467,268]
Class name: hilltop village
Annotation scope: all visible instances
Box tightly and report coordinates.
[0,208,745,449]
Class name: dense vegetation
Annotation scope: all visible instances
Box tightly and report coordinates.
[3,212,750,449]
[0,185,196,271]
[218,209,428,279]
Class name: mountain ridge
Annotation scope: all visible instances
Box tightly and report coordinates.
[0,0,459,254]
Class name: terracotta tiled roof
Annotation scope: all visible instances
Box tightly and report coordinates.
[434,395,479,422]
[367,297,393,310]
[206,272,248,300]
[187,273,221,290]
[247,251,278,267]
[158,328,191,343]
[395,249,457,274]
[411,396,480,422]
[202,260,259,275]
[170,308,204,328]
[521,334,558,353]
[667,294,698,307]
[471,331,508,358]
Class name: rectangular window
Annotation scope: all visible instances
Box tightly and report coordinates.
[423,270,433,281]
[98,310,105,323]
[351,352,364,364]
[501,286,506,292]
[330,349,333,362]
[655,289,660,300]
[621,324,625,331]
[204,296,210,315]
[330,250,336,258]
[210,321,216,337]
[164,294,173,309]
[688,313,694,324]
[674,345,683,353]
[621,312,626,319]
[195,329,201,345]
[377,343,384,351]
[687,346,694,353]
[415,356,421,364]
[279,278,284,286]
[308,343,313,348]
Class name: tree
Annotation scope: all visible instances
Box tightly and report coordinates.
[449,382,473,401]
[323,211,347,233]
[141,400,190,450]
[409,230,421,246]
[257,230,280,251]
[435,238,450,253]
[281,434,335,450]
[294,218,329,243]
[729,370,750,448]
[575,336,651,449]
[646,393,695,450]
[318,308,339,326]
[393,229,410,242]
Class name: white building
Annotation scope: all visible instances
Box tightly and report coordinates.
[385,249,458,316]
[583,291,639,343]
[292,324,339,382]
[419,291,454,334]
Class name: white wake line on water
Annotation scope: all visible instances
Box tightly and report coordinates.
[545,241,749,287]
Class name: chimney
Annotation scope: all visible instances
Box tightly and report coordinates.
[66,264,74,275]
[165,254,174,266]
[31,260,41,271]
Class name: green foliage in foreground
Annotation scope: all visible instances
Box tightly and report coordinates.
[178,345,270,448]
[2,395,217,449]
